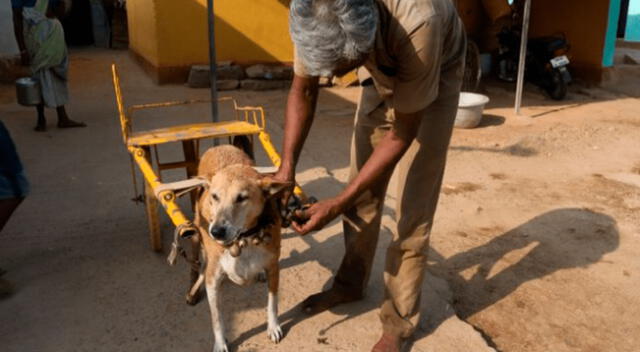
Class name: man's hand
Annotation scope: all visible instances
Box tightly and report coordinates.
[19,51,30,66]
[291,197,345,235]
[291,108,425,236]
[273,166,295,207]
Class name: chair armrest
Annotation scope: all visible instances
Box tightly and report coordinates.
[127,99,212,117]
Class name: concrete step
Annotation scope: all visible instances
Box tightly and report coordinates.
[614,47,640,65]
[602,63,640,97]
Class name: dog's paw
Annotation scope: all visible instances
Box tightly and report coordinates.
[185,291,202,306]
[267,324,283,343]
[213,341,229,352]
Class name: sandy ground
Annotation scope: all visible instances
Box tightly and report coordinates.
[0,49,639,352]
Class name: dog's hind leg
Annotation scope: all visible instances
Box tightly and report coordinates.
[186,235,203,305]
[186,272,204,305]
[206,271,228,352]
[266,262,283,343]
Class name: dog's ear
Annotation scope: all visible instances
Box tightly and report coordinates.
[195,176,210,197]
[258,177,292,199]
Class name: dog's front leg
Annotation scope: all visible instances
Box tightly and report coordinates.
[206,271,228,352]
[266,262,283,343]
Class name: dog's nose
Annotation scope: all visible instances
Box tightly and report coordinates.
[210,226,226,240]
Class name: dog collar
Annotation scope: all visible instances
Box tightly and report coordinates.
[224,206,276,257]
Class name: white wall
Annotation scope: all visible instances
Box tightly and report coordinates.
[1,1,20,56]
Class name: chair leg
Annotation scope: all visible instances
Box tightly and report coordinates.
[142,146,162,252]
[182,140,199,211]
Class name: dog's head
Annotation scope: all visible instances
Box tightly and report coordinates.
[199,164,289,244]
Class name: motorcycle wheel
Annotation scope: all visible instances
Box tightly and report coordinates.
[545,68,567,100]
[462,40,482,92]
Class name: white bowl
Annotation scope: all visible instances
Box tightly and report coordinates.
[454,92,490,129]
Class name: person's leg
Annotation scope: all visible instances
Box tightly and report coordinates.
[35,104,46,132]
[302,84,394,314]
[37,59,85,129]
[0,274,15,298]
[56,105,86,128]
[0,196,25,299]
[0,198,24,233]
[376,61,464,348]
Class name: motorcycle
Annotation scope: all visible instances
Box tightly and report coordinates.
[497,27,572,100]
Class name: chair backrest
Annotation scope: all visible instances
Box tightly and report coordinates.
[111,64,130,144]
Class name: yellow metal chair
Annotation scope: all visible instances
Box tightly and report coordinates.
[111,64,284,251]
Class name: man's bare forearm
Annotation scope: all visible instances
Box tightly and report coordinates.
[336,110,423,210]
[290,109,425,235]
[280,74,320,177]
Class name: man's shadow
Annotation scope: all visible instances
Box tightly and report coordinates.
[406,207,619,349]
[232,207,618,350]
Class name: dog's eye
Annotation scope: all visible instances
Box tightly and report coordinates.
[212,193,219,202]
[236,194,248,203]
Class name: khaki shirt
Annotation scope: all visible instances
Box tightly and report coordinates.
[294,0,466,114]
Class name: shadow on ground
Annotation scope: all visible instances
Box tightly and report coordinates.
[408,207,619,349]
[225,207,619,350]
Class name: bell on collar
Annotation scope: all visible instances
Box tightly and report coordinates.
[229,243,241,257]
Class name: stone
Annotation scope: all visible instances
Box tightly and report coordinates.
[216,79,239,91]
[187,64,245,88]
[245,64,293,80]
[187,65,210,88]
[240,79,288,91]
[216,64,245,80]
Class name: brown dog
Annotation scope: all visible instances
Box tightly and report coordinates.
[189,145,288,352]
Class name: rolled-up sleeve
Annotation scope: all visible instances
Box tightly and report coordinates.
[392,15,444,114]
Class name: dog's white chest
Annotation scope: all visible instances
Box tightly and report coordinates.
[219,245,273,286]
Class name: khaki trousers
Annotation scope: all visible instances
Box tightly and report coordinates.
[333,60,464,338]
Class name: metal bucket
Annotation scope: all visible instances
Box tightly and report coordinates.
[15,77,42,106]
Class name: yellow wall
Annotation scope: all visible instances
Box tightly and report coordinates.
[128,0,293,74]
[126,0,160,67]
[154,0,208,67]
[212,0,293,63]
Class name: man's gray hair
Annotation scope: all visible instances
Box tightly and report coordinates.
[290,0,378,77]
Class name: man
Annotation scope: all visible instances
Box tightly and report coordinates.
[0,120,29,298]
[12,0,85,131]
[273,0,466,351]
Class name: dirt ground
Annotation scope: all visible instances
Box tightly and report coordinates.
[0,49,639,352]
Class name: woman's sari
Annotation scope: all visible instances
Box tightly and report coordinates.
[23,0,68,108]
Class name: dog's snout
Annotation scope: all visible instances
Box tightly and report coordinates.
[210,225,226,240]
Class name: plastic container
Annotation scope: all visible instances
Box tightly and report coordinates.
[454,92,490,129]
[15,77,42,106]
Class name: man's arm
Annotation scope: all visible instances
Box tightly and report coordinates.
[274,74,320,182]
[292,109,423,235]
[11,6,29,65]
[337,109,422,208]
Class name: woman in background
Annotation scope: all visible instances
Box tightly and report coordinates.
[12,0,85,131]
